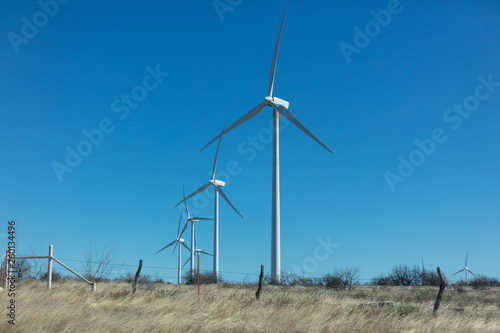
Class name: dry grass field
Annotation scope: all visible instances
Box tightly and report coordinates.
[2,280,500,332]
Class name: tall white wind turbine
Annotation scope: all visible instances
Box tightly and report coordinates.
[452,252,477,284]
[175,125,242,282]
[201,6,332,283]
[154,210,191,284]
[177,186,213,280]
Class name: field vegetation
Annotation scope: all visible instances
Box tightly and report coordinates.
[2,278,500,332]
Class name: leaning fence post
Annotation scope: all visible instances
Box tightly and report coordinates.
[433,267,446,316]
[132,259,143,294]
[255,265,264,300]
[47,245,53,290]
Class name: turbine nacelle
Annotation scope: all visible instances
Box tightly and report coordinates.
[210,179,225,187]
[264,96,289,109]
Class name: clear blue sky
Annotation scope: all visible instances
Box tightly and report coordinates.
[1,1,499,283]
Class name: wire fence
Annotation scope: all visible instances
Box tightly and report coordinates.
[13,254,487,285]
[9,254,500,309]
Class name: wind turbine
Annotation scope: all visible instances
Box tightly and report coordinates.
[200,6,332,283]
[154,210,191,284]
[452,252,476,284]
[175,124,242,282]
[178,186,213,280]
[421,258,426,286]
[182,234,213,270]
[182,249,213,269]
[182,233,213,287]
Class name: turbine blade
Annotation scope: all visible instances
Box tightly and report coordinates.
[212,124,226,181]
[201,102,266,151]
[176,209,183,237]
[468,270,477,277]
[452,269,465,275]
[181,242,190,252]
[465,252,468,267]
[179,220,189,239]
[192,217,213,221]
[214,186,243,218]
[268,6,289,97]
[200,250,213,256]
[172,241,178,255]
[174,183,210,208]
[183,185,189,218]
[182,257,191,269]
[270,101,333,154]
[155,239,177,255]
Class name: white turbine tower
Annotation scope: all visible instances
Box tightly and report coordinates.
[201,6,332,283]
[177,186,213,280]
[175,124,242,282]
[452,252,477,284]
[154,210,190,284]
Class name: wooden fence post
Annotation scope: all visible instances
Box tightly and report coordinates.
[47,245,53,290]
[255,265,264,300]
[132,259,143,294]
[433,267,446,316]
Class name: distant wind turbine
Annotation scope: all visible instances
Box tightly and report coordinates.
[452,252,477,284]
[154,210,190,284]
[182,234,213,269]
[177,186,213,280]
[175,124,242,283]
[421,258,426,285]
[200,6,332,283]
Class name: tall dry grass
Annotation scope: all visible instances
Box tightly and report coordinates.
[1,280,500,332]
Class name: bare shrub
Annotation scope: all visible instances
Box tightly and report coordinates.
[183,271,220,285]
[470,275,499,289]
[372,273,394,287]
[421,271,442,286]
[40,270,62,282]
[324,273,343,290]
[13,259,32,281]
[83,239,115,282]
[391,265,420,286]
[323,267,360,291]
